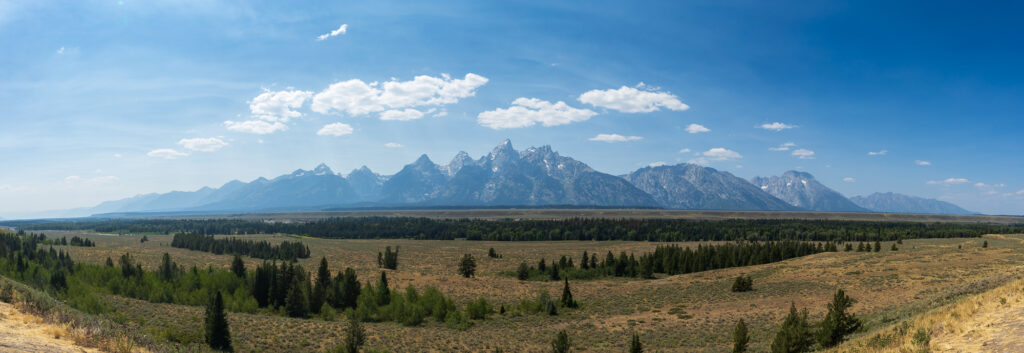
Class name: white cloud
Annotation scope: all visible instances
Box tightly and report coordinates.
[57,46,65,55]
[379,108,427,121]
[113,153,123,158]
[1017,189,1024,195]
[0,184,27,193]
[678,148,691,154]
[178,137,228,152]
[588,134,643,143]
[648,161,668,167]
[685,123,710,134]
[311,73,488,118]
[769,142,796,151]
[578,85,689,113]
[249,89,313,123]
[843,177,856,183]
[758,122,797,131]
[147,149,189,159]
[478,98,596,129]
[868,150,888,156]
[702,148,742,160]
[433,109,448,117]
[792,149,815,159]
[64,175,118,185]
[224,120,288,134]
[317,122,354,136]
[927,178,969,185]
[915,160,931,166]
[316,24,348,41]
[384,142,403,148]
[64,175,82,182]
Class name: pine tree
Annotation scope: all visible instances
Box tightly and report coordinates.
[285,277,310,318]
[890,243,898,251]
[312,257,331,313]
[517,262,530,280]
[342,314,366,353]
[629,332,643,353]
[231,255,245,278]
[458,253,477,278]
[581,251,589,269]
[560,278,578,308]
[771,303,812,353]
[204,292,233,352]
[983,240,989,248]
[551,330,571,353]
[873,241,881,252]
[733,319,749,353]
[856,242,865,252]
[376,271,390,306]
[817,289,861,348]
[339,268,361,310]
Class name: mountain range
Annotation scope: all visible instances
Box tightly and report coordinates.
[85,140,974,216]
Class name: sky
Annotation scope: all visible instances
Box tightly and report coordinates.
[1,0,1023,217]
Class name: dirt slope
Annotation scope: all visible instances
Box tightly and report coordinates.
[0,301,102,353]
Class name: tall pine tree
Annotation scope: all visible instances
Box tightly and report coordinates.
[629,332,643,353]
[204,291,233,352]
[733,319,749,353]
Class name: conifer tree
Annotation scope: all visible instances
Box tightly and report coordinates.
[312,257,331,313]
[551,330,571,353]
[733,319,749,353]
[560,278,578,308]
[873,241,881,252]
[458,253,477,278]
[517,262,530,280]
[817,289,861,348]
[890,243,898,251]
[230,255,245,278]
[204,291,233,352]
[629,332,643,353]
[339,268,361,310]
[376,271,390,306]
[342,314,366,353]
[771,303,812,353]
[285,277,310,318]
[581,251,589,269]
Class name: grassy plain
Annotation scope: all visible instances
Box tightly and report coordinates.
[41,230,1024,352]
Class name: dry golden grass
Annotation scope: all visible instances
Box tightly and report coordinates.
[0,301,104,353]
[42,231,1024,352]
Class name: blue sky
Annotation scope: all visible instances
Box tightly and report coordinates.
[1,0,1023,216]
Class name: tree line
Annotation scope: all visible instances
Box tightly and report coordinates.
[6,217,1019,242]
[170,233,310,261]
[512,240,835,281]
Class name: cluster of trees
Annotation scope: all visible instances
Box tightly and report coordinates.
[8,217,1018,242]
[760,289,861,352]
[377,246,398,270]
[41,235,95,247]
[513,241,834,281]
[170,233,310,261]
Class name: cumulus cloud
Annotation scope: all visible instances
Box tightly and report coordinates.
[57,46,65,55]
[702,148,742,160]
[147,149,189,159]
[178,137,228,152]
[312,73,488,118]
[769,142,796,151]
[379,108,428,121]
[843,177,856,183]
[685,123,710,134]
[478,98,596,129]
[317,122,354,136]
[317,24,348,41]
[224,120,288,134]
[648,161,668,167]
[927,178,969,185]
[791,148,815,159]
[588,134,643,143]
[868,150,888,156]
[678,148,691,154]
[578,85,689,113]
[915,160,931,166]
[758,122,797,131]
[384,142,403,148]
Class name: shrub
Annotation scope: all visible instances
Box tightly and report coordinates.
[733,319,749,352]
[731,275,753,292]
[466,297,492,320]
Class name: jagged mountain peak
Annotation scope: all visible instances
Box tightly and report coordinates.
[751,171,866,212]
[349,165,374,175]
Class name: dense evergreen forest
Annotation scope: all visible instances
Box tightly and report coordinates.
[170,233,310,261]
[513,240,833,281]
[6,217,1021,242]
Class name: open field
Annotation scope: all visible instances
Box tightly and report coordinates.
[38,230,1024,352]
[105,209,1024,224]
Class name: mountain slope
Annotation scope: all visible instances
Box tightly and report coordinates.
[850,192,973,215]
[624,164,797,210]
[751,171,867,212]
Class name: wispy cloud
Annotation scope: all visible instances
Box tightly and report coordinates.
[316,24,348,41]
[758,122,797,131]
[769,142,796,151]
[685,123,710,134]
[843,177,855,183]
[479,98,596,129]
[578,84,688,113]
[648,161,667,167]
[927,178,969,185]
[792,149,815,159]
[915,160,931,166]
[317,122,354,136]
[384,142,403,148]
[588,133,643,143]
[868,150,888,156]
[690,148,742,164]
[147,149,189,159]
[678,148,691,154]
[178,137,228,152]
